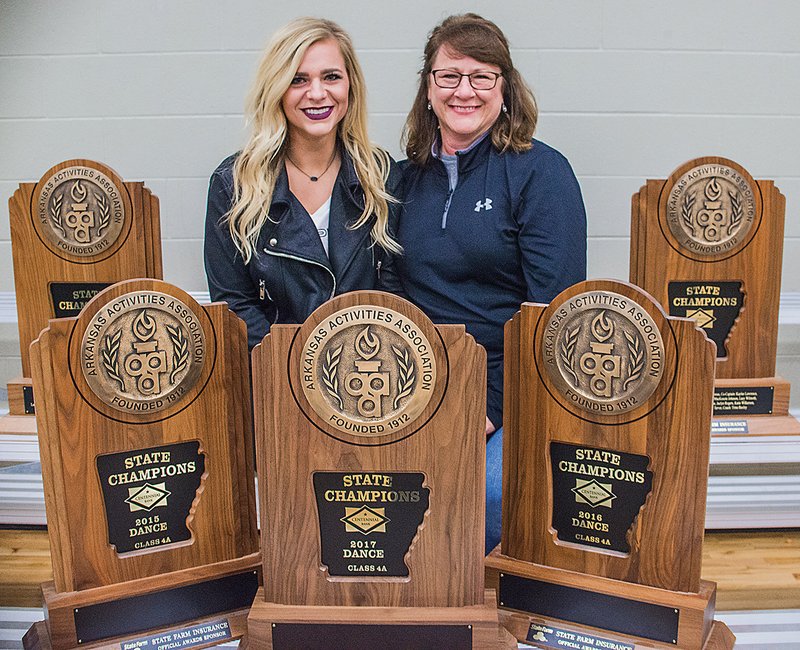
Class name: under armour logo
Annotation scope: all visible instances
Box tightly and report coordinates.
[474,198,493,212]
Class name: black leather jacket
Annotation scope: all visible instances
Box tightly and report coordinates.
[204,150,401,349]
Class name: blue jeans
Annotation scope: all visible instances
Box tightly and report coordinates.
[485,426,503,555]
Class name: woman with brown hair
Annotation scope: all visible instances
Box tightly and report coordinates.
[397,13,587,553]
[205,17,401,350]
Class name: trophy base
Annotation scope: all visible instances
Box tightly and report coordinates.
[7,376,35,416]
[247,587,514,649]
[485,549,734,649]
[713,377,800,436]
[23,552,261,650]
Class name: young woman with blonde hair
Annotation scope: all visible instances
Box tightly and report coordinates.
[205,17,401,349]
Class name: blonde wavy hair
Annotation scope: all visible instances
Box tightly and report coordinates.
[227,17,400,263]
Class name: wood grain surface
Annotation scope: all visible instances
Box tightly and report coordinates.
[630,157,785,379]
[9,160,162,378]
[502,280,716,593]
[252,291,487,609]
[485,549,718,648]
[30,280,257,593]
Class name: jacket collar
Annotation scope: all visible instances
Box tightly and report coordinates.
[431,131,493,175]
[260,145,371,274]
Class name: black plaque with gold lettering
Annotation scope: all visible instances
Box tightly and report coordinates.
[313,471,429,577]
[667,281,743,357]
[50,282,112,319]
[96,442,205,554]
[713,386,773,416]
[550,442,652,554]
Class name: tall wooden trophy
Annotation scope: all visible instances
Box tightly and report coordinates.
[485,280,735,649]
[6,159,161,425]
[630,157,798,436]
[248,291,510,649]
[23,279,259,650]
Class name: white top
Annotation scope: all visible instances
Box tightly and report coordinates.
[310,196,332,256]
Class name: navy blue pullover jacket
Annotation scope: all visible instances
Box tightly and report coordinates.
[396,137,587,428]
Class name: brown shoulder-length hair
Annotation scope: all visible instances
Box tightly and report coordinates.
[403,13,538,166]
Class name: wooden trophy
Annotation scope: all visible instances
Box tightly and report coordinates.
[23,279,259,650]
[485,280,735,649]
[248,291,510,649]
[6,159,162,423]
[630,157,798,436]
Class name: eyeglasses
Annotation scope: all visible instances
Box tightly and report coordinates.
[431,69,502,90]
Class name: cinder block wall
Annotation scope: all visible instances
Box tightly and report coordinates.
[1,1,798,405]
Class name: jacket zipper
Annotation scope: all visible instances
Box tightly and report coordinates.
[441,188,453,229]
[376,259,382,280]
[258,278,279,323]
[263,248,337,300]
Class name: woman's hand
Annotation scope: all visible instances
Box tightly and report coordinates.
[486,416,496,437]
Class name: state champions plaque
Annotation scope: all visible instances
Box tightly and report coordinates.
[26,279,259,650]
[291,302,445,581]
[658,160,759,369]
[8,159,162,418]
[485,280,734,649]
[631,157,792,425]
[249,291,503,647]
[535,289,666,560]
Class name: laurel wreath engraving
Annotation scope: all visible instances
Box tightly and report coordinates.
[681,192,696,236]
[322,344,344,409]
[102,329,125,391]
[50,194,66,238]
[560,325,581,387]
[94,192,111,238]
[166,324,189,385]
[391,345,416,409]
[622,331,644,391]
[728,190,742,235]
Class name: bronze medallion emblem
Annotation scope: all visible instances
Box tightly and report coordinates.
[33,164,127,259]
[541,291,665,415]
[81,291,206,413]
[665,163,757,257]
[300,306,437,437]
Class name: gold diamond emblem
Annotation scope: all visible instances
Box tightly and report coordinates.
[686,308,716,329]
[125,482,171,512]
[341,505,389,534]
[572,479,616,508]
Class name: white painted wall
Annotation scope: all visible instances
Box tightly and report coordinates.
[1,0,799,398]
